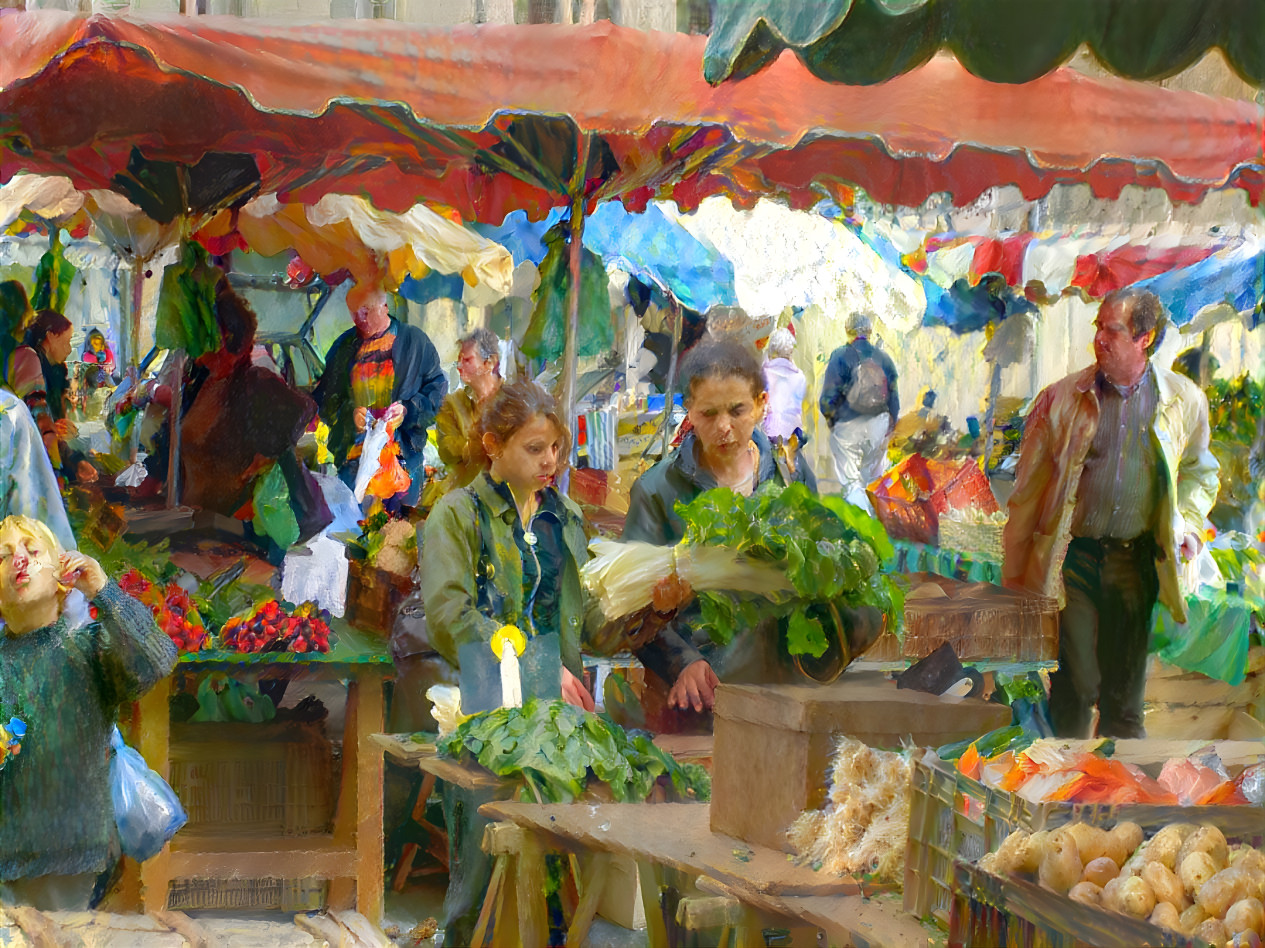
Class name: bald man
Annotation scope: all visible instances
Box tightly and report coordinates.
[313,286,446,507]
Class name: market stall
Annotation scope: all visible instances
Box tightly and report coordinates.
[2,11,1263,948]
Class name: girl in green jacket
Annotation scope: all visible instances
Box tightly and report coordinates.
[422,378,599,714]
[421,380,610,946]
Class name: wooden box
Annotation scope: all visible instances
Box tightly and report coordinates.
[1143,648,1265,740]
[709,670,1012,853]
[344,559,413,636]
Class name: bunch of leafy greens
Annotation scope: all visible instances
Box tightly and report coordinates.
[440,698,710,804]
[676,482,902,658]
[155,240,222,359]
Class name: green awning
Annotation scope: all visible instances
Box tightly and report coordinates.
[705,0,1265,86]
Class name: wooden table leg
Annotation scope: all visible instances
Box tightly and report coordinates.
[565,852,611,948]
[515,834,548,948]
[330,673,385,924]
[637,859,669,948]
[118,676,173,913]
[392,772,439,892]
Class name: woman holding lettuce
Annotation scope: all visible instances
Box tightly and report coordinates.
[622,338,819,722]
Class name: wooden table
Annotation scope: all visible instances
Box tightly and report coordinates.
[476,801,930,948]
[122,625,394,923]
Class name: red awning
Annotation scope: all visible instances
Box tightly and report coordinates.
[1,13,1261,217]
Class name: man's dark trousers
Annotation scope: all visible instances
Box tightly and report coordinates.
[1050,535,1159,738]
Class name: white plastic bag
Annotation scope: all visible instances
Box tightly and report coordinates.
[115,452,149,488]
[353,416,390,503]
[1180,544,1222,596]
[312,471,361,538]
[281,533,349,618]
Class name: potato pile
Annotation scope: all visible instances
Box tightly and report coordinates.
[981,820,1265,945]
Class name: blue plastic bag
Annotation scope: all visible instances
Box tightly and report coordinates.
[109,727,188,861]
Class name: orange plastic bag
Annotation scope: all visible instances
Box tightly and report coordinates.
[367,439,411,501]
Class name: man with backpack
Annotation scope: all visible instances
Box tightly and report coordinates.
[820,312,900,510]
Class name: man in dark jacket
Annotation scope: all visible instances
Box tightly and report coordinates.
[313,285,447,507]
[819,312,899,509]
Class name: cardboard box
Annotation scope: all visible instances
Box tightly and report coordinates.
[709,669,1011,853]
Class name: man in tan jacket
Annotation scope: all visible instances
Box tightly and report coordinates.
[1003,288,1219,738]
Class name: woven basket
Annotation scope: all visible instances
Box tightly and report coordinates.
[167,876,326,912]
[937,516,1005,560]
[168,721,334,837]
[902,574,1057,663]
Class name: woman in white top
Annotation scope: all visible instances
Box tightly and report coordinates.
[761,327,807,441]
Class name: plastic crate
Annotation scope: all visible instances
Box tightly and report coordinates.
[169,721,334,837]
[903,749,1265,925]
[166,876,327,912]
[948,861,1197,948]
[869,455,937,544]
[869,457,998,546]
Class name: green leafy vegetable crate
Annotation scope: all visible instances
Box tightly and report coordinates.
[709,671,1011,854]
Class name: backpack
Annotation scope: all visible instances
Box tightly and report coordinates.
[845,356,890,413]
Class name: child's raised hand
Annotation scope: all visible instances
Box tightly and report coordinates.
[59,552,106,598]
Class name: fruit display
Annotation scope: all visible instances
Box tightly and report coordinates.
[981,819,1265,945]
[219,600,333,654]
[118,569,209,653]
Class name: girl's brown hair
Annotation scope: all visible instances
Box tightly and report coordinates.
[478,378,571,456]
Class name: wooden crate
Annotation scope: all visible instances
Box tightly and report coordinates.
[168,721,334,837]
[1143,647,1265,740]
[709,670,1011,853]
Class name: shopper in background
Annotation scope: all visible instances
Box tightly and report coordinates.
[7,309,97,484]
[0,281,31,388]
[819,312,899,509]
[761,327,806,444]
[434,327,502,492]
[313,285,447,509]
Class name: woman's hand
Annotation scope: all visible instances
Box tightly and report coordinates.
[76,460,99,484]
[668,659,719,712]
[652,573,694,615]
[561,666,596,712]
[59,551,107,599]
[353,406,369,432]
